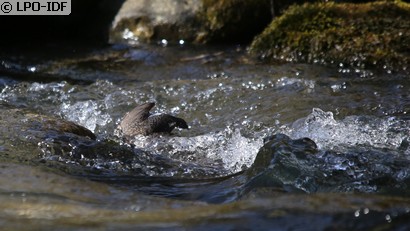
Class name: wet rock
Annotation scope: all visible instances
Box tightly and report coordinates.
[37,115,96,140]
[109,0,272,44]
[0,106,95,140]
[0,105,95,164]
[245,134,318,192]
[244,133,410,194]
[249,1,410,72]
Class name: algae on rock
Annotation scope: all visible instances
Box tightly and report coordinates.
[250,1,410,72]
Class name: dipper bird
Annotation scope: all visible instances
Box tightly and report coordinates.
[118,102,188,137]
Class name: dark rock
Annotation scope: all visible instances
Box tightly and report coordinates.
[119,102,188,137]
[247,134,318,179]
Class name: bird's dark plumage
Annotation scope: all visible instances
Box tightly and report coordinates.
[119,102,188,137]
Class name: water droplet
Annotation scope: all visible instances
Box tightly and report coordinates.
[122,28,137,42]
[161,39,168,46]
[385,214,392,223]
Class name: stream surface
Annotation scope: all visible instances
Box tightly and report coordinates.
[1,43,410,230]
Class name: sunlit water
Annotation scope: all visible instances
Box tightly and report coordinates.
[1,44,410,229]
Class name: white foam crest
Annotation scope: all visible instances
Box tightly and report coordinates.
[28,82,66,92]
[276,77,315,90]
[209,128,263,173]
[128,128,263,174]
[286,108,407,150]
[61,100,112,132]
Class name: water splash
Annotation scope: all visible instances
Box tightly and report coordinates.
[285,108,409,151]
[60,100,112,133]
[126,127,263,174]
[0,80,264,177]
[3,76,410,181]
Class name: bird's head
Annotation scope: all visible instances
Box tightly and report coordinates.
[175,118,189,129]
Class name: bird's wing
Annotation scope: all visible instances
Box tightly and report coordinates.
[119,102,155,131]
[124,102,155,121]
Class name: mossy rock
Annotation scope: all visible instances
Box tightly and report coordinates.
[249,1,410,72]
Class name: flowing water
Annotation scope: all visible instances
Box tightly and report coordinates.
[1,43,410,230]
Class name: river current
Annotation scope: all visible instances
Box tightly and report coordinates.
[1,44,410,230]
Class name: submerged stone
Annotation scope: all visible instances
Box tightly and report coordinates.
[0,105,96,167]
[250,1,410,72]
[0,106,95,141]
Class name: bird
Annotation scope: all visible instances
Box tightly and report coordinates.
[118,102,188,137]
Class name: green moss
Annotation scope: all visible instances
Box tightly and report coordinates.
[250,1,410,72]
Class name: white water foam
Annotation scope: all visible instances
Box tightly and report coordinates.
[127,127,263,174]
[285,108,409,151]
[60,100,112,133]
